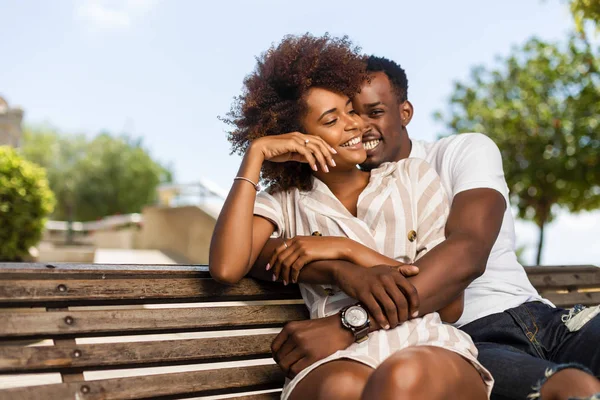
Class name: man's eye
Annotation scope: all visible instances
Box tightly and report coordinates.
[324,119,337,126]
[370,109,384,117]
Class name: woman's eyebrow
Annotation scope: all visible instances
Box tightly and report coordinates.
[317,108,337,121]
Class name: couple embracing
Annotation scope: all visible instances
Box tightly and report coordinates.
[210,34,600,400]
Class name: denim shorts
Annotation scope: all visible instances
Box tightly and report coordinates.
[460,301,600,400]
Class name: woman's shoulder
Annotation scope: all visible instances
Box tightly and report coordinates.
[387,158,439,182]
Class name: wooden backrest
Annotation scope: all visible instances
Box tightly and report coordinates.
[0,263,598,399]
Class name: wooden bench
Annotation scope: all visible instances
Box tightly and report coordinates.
[0,263,598,399]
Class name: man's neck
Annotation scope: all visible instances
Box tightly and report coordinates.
[394,129,412,162]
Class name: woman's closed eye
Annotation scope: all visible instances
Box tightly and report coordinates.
[324,118,338,126]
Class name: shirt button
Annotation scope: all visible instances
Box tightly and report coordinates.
[408,230,417,242]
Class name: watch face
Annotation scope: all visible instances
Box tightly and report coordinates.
[346,306,368,327]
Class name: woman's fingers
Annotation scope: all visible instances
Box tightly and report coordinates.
[311,138,337,167]
[271,243,295,282]
[279,249,302,285]
[305,142,330,173]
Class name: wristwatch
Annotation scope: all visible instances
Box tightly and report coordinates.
[340,303,370,343]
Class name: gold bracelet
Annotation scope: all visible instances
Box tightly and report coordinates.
[234,176,260,191]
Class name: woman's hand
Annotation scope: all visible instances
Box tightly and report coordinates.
[269,236,351,284]
[250,132,337,172]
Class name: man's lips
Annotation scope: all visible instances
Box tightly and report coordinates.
[363,136,382,152]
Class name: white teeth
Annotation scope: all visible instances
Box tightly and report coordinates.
[363,139,381,150]
[341,137,361,147]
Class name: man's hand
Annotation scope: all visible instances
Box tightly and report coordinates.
[271,315,353,378]
[270,236,350,285]
[334,263,420,329]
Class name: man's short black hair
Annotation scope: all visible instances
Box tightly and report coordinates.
[366,56,408,102]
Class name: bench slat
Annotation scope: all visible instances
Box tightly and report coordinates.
[527,268,600,290]
[542,291,600,308]
[0,334,278,373]
[0,364,285,400]
[0,305,308,339]
[221,393,281,400]
[0,278,302,307]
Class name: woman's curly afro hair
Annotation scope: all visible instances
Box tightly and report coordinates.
[224,33,367,192]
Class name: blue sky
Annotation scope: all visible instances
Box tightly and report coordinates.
[0,0,598,266]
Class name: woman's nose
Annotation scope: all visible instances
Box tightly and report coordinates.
[344,114,360,130]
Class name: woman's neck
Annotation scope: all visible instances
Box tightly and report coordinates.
[313,167,370,216]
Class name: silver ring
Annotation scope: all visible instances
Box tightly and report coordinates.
[283,239,288,249]
[304,139,309,146]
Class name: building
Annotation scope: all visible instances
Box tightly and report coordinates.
[0,96,24,148]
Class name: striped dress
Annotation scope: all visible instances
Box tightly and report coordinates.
[254,158,493,399]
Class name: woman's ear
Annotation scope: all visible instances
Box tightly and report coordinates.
[400,100,414,127]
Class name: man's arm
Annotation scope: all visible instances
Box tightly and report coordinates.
[408,187,505,320]
[250,187,504,319]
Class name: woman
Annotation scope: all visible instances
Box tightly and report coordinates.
[210,34,493,400]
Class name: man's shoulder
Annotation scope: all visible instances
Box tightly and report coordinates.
[415,133,499,162]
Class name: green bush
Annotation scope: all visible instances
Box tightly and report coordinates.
[0,146,55,261]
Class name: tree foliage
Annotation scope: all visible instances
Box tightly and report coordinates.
[435,35,600,263]
[0,146,55,261]
[569,0,600,32]
[20,127,173,222]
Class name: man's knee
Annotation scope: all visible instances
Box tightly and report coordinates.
[537,365,600,400]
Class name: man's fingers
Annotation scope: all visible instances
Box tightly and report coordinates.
[274,335,297,363]
[288,356,312,379]
[396,264,419,277]
[278,347,304,377]
[372,284,399,329]
[393,273,420,318]
[271,326,290,354]
[360,292,388,329]
[383,278,408,324]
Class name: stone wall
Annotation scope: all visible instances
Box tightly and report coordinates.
[0,97,24,148]
[138,205,217,264]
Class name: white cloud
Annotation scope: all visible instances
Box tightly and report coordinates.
[75,0,159,31]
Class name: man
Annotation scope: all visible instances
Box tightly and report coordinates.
[251,56,600,399]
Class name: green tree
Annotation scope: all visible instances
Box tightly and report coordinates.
[20,127,172,226]
[435,35,600,264]
[569,0,600,32]
[0,146,55,261]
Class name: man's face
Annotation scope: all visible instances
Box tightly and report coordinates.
[353,71,411,171]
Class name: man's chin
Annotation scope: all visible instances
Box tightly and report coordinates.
[359,156,380,171]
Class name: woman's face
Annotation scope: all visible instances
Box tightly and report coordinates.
[301,87,367,168]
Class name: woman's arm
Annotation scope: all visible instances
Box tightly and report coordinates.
[209,132,337,284]
[268,235,409,284]
[209,145,274,284]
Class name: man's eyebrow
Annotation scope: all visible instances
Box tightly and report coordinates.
[364,102,383,108]
[317,108,337,122]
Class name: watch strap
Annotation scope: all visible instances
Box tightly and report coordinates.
[354,325,370,343]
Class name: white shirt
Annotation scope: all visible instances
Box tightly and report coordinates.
[410,133,553,327]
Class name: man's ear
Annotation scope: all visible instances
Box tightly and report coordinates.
[400,100,414,127]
